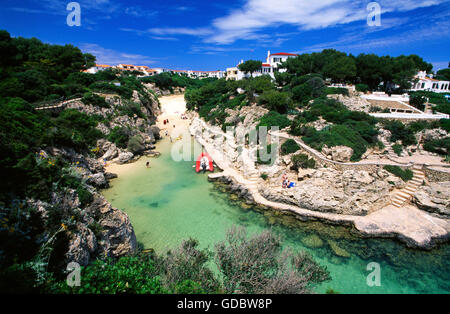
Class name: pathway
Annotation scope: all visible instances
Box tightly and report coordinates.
[191,118,449,249]
[392,165,426,207]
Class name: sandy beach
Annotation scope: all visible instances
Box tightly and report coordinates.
[105,94,189,174]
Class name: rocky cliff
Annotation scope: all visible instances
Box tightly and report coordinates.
[26,90,162,266]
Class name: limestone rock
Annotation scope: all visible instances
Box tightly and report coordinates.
[330,146,353,162]
[117,152,134,164]
[413,182,450,218]
[421,128,448,142]
[297,169,316,181]
[262,168,390,216]
[66,224,97,266]
[88,173,108,188]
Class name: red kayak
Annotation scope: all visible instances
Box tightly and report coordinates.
[196,152,214,172]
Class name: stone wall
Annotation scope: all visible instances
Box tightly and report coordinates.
[424,167,450,182]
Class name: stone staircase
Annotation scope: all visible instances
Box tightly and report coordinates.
[391,165,425,207]
[381,139,401,161]
[245,172,260,194]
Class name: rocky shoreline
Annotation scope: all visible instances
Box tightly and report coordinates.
[25,88,169,266]
[189,109,450,250]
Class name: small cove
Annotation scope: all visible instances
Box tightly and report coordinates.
[102,131,449,294]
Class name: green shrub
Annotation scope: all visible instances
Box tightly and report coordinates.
[302,125,368,161]
[355,84,369,93]
[76,186,93,206]
[127,135,145,153]
[258,90,292,114]
[81,92,109,108]
[423,137,449,156]
[383,165,413,181]
[260,173,268,180]
[50,109,103,151]
[45,257,166,294]
[280,139,300,155]
[108,126,130,149]
[291,154,316,170]
[325,87,349,96]
[392,144,403,156]
[117,102,146,119]
[382,120,417,146]
[257,111,291,129]
[439,119,450,132]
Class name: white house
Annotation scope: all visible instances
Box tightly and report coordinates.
[170,70,225,79]
[226,51,298,80]
[85,64,112,74]
[411,71,450,93]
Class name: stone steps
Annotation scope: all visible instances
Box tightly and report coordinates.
[391,166,425,208]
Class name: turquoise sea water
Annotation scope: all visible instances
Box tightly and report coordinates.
[102,135,449,294]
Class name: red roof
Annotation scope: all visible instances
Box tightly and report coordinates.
[262,63,271,67]
[270,52,298,56]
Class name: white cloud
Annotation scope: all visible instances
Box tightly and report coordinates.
[299,18,450,52]
[207,0,449,44]
[147,27,213,36]
[79,43,157,65]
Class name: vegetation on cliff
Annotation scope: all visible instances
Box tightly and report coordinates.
[45,227,330,294]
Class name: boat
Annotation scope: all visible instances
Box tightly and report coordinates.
[195,152,214,173]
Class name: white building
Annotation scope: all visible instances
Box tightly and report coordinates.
[226,51,298,80]
[113,64,159,76]
[411,71,450,93]
[85,64,112,74]
[171,70,225,79]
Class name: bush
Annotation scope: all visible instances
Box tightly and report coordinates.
[302,125,369,161]
[383,165,413,182]
[81,92,109,108]
[382,120,417,146]
[258,90,292,114]
[45,257,166,294]
[257,111,291,129]
[280,139,300,155]
[291,154,316,170]
[51,109,103,151]
[423,137,449,156]
[45,226,330,294]
[392,144,403,156]
[108,126,130,149]
[214,226,330,294]
[117,102,146,119]
[355,84,369,93]
[325,87,349,96]
[76,186,93,206]
[127,135,145,153]
[292,77,325,105]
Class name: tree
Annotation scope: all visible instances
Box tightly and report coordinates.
[292,77,325,105]
[238,60,262,77]
[258,90,292,113]
[214,226,330,294]
[436,68,450,81]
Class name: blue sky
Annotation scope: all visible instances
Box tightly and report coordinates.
[1,0,449,71]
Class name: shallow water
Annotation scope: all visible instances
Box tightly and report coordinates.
[103,135,449,294]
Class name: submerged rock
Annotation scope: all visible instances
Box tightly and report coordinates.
[327,239,351,258]
[302,234,324,248]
